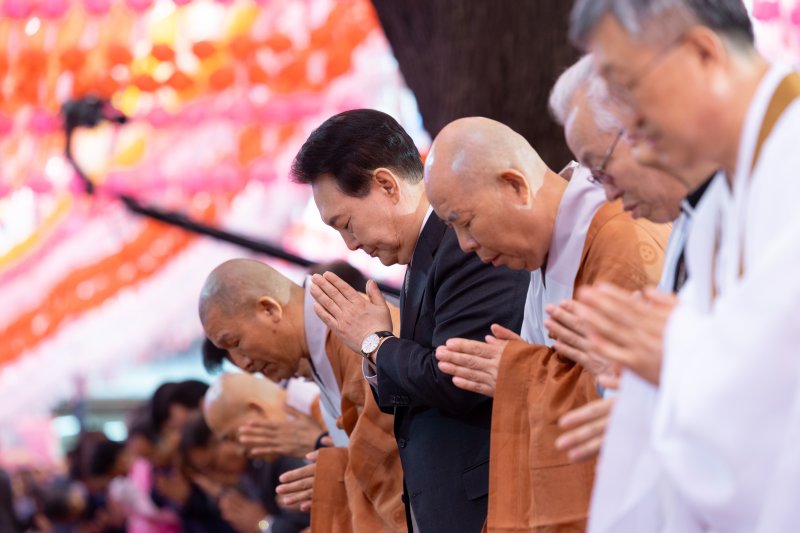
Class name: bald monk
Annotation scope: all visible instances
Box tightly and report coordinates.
[424,117,669,531]
[199,259,406,533]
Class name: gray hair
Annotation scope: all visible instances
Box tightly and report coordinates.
[549,55,621,133]
[549,55,594,127]
[569,0,754,49]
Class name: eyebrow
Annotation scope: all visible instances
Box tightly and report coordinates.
[446,210,461,223]
[216,334,232,347]
[325,214,343,228]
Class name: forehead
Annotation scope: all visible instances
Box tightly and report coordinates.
[566,107,611,166]
[589,13,654,78]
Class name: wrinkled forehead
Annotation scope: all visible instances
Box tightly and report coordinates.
[588,13,658,81]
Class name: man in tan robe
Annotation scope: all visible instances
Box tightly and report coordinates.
[199,259,406,532]
[424,117,669,531]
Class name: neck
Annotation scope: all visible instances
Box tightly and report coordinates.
[719,55,771,184]
[532,170,568,251]
[292,287,310,359]
[400,188,431,264]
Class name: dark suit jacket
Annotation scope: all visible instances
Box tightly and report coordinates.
[374,214,529,532]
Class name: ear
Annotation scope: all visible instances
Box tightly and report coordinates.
[257,296,283,323]
[497,169,531,206]
[372,168,401,202]
[684,26,727,69]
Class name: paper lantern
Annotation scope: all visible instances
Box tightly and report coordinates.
[230,36,256,61]
[124,0,154,13]
[752,0,781,21]
[38,0,70,19]
[132,74,160,92]
[151,44,176,63]
[0,114,13,136]
[166,70,194,92]
[107,44,133,67]
[192,41,216,60]
[60,48,86,72]
[2,0,35,19]
[208,66,235,92]
[82,0,111,16]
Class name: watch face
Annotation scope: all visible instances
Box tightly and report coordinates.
[361,333,380,354]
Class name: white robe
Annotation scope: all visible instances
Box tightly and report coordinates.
[588,194,703,533]
[520,164,607,345]
[654,63,800,532]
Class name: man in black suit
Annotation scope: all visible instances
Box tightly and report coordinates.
[291,109,529,532]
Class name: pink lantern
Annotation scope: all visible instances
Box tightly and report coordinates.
[82,0,111,16]
[249,156,277,185]
[0,182,11,197]
[791,5,800,26]
[751,0,781,21]
[29,109,60,136]
[144,106,173,128]
[172,0,193,5]
[38,0,70,19]
[2,0,36,19]
[209,162,239,190]
[27,173,53,194]
[124,0,154,13]
[0,114,13,136]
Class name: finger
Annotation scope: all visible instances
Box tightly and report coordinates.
[323,271,362,302]
[278,464,316,484]
[366,279,388,307]
[312,302,338,331]
[548,305,585,337]
[566,435,605,463]
[597,372,621,391]
[552,340,592,369]
[314,273,354,309]
[558,398,614,429]
[437,360,493,386]
[574,296,632,349]
[278,487,313,505]
[300,501,312,513]
[248,447,286,458]
[436,347,496,374]
[283,405,313,420]
[309,282,342,316]
[276,476,314,495]
[544,318,583,349]
[643,286,676,307]
[320,436,334,447]
[555,415,609,453]
[444,338,501,359]
[490,323,522,342]
[586,332,634,370]
[452,376,495,397]
[306,450,320,462]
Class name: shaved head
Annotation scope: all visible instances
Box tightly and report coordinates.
[203,372,287,441]
[198,259,294,326]
[424,117,547,205]
[423,117,565,271]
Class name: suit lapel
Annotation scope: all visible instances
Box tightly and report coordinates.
[400,215,447,339]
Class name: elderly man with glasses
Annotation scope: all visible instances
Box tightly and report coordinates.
[567,1,800,532]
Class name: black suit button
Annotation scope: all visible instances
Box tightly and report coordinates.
[398,438,407,448]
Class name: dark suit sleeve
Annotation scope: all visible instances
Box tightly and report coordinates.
[375,231,529,416]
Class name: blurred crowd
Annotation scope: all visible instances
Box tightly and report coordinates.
[0,378,313,533]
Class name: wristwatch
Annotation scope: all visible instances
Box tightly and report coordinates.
[257,516,273,533]
[361,331,395,360]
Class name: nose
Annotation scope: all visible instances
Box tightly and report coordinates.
[454,227,479,253]
[341,231,360,251]
[603,182,623,202]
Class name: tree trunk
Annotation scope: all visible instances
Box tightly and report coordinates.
[372,0,579,169]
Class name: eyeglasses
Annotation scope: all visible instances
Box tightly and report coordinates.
[605,35,686,109]
[588,129,623,186]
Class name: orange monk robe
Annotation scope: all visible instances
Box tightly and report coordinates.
[486,201,670,532]
[310,307,407,533]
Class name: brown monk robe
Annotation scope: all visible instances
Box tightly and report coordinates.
[487,201,668,532]
[310,308,407,533]
[422,117,669,532]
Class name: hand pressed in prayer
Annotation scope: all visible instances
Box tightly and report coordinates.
[576,283,676,385]
[556,396,616,463]
[435,324,521,397]
[545,299,612,376]
[219,490,268,533]
[238,407,325,459]
[276,450,319,513]
[310,273,393,354]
